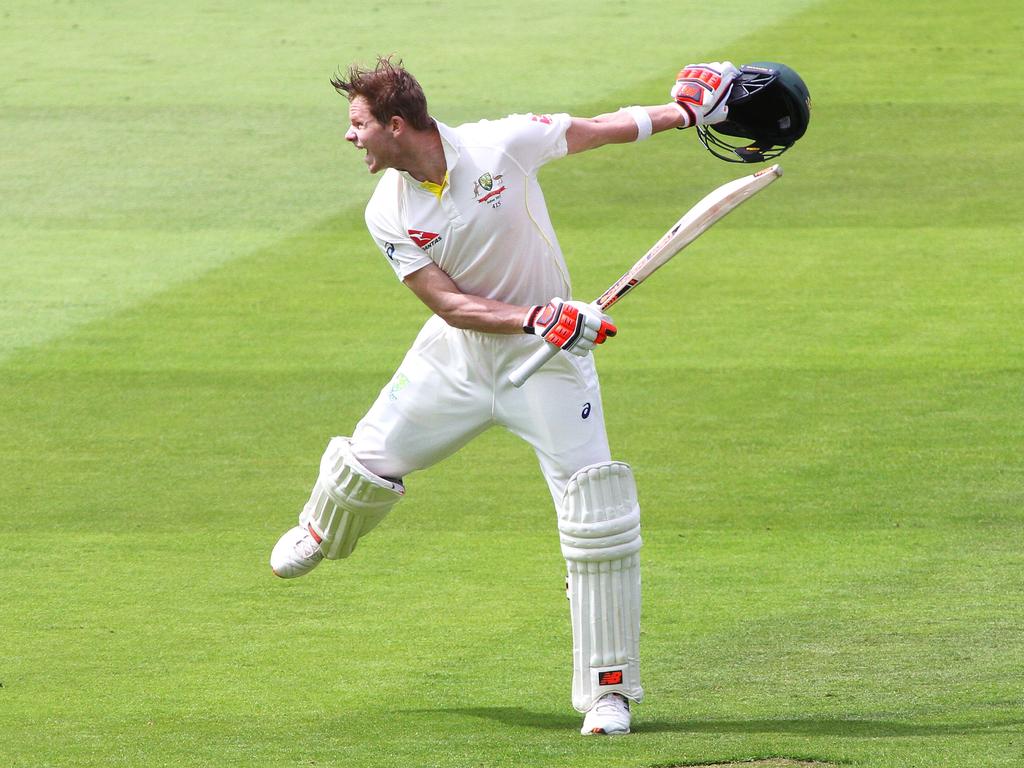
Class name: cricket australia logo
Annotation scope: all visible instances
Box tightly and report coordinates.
[408,229,442,251]
[474,171,506,208]
[388,372,411,401]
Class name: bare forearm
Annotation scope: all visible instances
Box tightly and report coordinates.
[592,104,687,135]
[403,264,528,334]
[428,292,528,334]
[566,104,686,153]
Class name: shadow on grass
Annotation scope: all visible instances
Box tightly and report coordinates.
[404,707,1024,737]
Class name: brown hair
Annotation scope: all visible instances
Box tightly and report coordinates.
[331,56,432,131]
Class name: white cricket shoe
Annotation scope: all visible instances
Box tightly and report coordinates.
[270,525,324,578]
[580,693,631,735]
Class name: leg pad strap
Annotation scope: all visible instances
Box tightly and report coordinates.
[299,437,405,560]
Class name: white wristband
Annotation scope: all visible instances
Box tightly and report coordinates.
[623,106,653,142]
[671,102,694,129]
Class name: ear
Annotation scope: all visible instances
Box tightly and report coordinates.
[388,115,406,136]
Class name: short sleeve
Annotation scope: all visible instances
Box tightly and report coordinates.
[482,113,572,175]
[364,177,432,281]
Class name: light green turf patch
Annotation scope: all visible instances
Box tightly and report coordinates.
[2,0,1024,767]
[0,0,821,359]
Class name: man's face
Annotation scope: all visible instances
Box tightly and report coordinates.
[345,96,397,174]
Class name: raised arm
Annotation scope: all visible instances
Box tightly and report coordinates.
[565,105,686,154]
[565,61,740,155]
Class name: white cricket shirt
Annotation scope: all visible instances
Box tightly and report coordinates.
[364,113,574,307]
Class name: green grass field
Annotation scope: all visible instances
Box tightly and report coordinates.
[2,1,1022,766]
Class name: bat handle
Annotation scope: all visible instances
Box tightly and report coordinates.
[508,341,560,388]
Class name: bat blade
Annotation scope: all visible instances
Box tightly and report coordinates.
[508,164,782,388]
[595,163,782,311]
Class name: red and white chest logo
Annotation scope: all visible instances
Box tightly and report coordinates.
[408,229,442,251]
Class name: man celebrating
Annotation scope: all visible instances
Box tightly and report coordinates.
[271,57,738,735]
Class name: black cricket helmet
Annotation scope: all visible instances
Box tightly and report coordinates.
[698,61,811,163]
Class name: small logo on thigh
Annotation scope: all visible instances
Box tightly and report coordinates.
[389,372,411,401]
[581,402,592,419]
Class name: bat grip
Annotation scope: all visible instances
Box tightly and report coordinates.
[508,341,560,388]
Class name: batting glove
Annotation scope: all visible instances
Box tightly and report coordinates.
[671,61,740,128]
[524,298,617,356]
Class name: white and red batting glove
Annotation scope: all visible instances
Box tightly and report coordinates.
[524,298,617,357]
[671,61,740,128]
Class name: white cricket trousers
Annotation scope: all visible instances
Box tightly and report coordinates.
[351,315,612,502]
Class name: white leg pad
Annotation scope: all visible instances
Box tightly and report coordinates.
[298,437,405,560]
[559,461,643,712]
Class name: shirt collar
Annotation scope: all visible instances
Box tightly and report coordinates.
[398,119,459,188]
